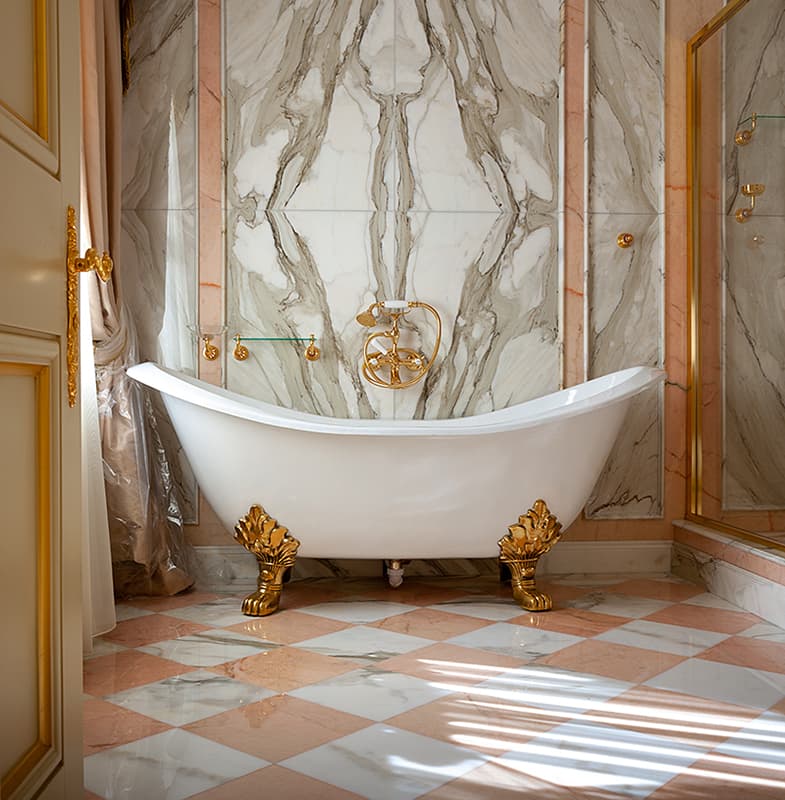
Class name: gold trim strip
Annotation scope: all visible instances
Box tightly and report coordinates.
[0,362,53,797]
[34,0,48,140]
[685,0,785,548]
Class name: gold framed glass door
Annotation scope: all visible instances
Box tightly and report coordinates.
[687,0,785,549]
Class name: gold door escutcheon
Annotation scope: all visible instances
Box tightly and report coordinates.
[66,205,113,407]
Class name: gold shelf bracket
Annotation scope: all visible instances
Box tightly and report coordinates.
[66,205,113,407]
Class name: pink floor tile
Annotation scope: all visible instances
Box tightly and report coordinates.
[378,642,525,687]
[642,603,761,635]
[184,694,370,762]
[609,578,705,602]
[121,590,221,612]
[225,609,350,644]
[210,645,357,692]
[83,698,171,755]
[698,636,785,674]
[649,758,785,799]
[420,759,625,799]
[83,650,193,696]
[387,692,560,754]
[188,765,365,800]
[510,607,627,637]
[368,607,492,640]
[535,639,686,683]
[100,614,212,648]
[584,685,759,748]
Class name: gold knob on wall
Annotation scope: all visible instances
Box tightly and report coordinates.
[617,232,634,248]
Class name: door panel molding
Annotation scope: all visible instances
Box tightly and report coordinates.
[0,333,62,800]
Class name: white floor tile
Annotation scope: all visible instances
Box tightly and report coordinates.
[714,710,785,765]
[564,592,672,618]
[490,719,706,798]
[446,622,582,660]
[467,665,632,717]
[280,723,486,800]
[427,600,527,622]
[297,600,420,623]
[645,658,785,710]
[138,629,279,667]
[114,605,155,622]
[104,669,274,726]
[84,639,127,660]
[293,625,432,664]
[737,622,785,643]
[83,729,268,800]
[162,597,251,627]
[681,593,745,612]
[289,669,453,721]
[595,620,729,656]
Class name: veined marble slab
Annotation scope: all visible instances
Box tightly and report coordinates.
[722,1,785,510]
[585,0,664,519]
[122,0,199,522]
[586,213,663,518]
[224,0,563,418]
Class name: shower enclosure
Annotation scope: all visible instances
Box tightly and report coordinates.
[688,0,785,546]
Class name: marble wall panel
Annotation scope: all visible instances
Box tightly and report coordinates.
[122,0,198,520]
[225,0,563,419]
[722,1,785,510]
[586,0,664,519]
[586,213,663,518]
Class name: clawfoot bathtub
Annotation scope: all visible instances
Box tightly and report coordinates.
[128,363,665,615]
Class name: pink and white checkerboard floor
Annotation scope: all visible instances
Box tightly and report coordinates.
[83,575,785,799]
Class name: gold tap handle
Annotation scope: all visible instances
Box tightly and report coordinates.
[202,336,220,360]
[66,205,113,408]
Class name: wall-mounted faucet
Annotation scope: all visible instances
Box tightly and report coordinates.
[356,300,442,389]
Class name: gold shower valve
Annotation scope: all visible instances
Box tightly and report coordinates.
[357,300,442,389]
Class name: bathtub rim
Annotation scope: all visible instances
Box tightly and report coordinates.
[127,362,665,437]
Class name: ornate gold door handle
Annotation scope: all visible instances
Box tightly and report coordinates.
[66,205,113,407]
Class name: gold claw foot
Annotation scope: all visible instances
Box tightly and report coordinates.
[234,505,300,617]
[498,499,562,613]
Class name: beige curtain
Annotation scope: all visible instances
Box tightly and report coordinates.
[80,0,193,606]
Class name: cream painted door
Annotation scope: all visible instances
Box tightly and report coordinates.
[0,1,83,799]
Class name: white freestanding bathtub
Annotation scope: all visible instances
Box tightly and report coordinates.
[127,363,665,563]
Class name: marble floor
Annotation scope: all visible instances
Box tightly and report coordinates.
[83,575,785,799]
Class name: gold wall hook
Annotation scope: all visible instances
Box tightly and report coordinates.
[358,300,442,389]
[232,335,249,361]
[304,334,320,361]
[202,335,219,360]
[734,112,757,146]
[66,205,113,407]
[735,182,765,223]
[617,232,634,248]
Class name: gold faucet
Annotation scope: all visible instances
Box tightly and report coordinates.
[356,300,442,389]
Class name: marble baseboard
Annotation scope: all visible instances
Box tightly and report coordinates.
[191,540,673,593]
[672,522,785,629]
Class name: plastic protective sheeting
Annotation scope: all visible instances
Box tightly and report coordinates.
[96,318,194,597]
